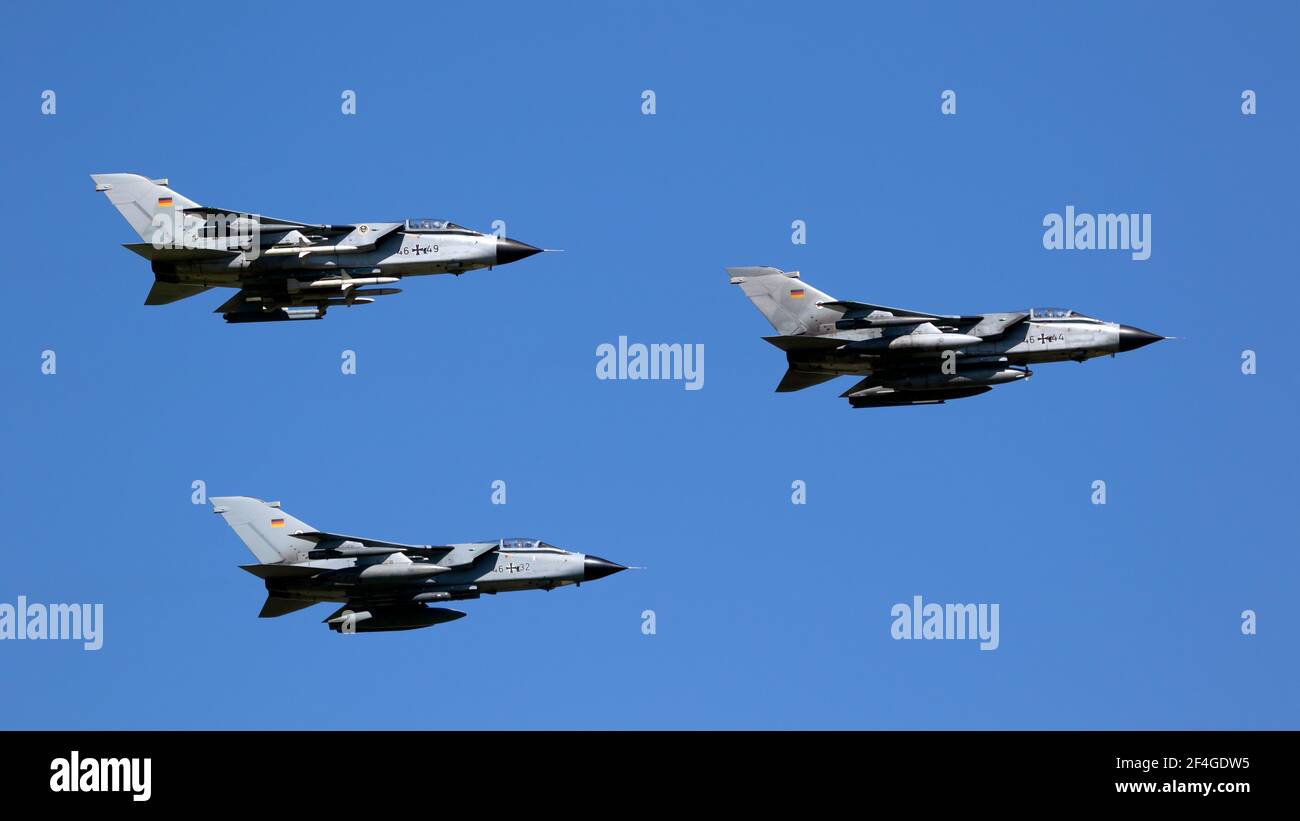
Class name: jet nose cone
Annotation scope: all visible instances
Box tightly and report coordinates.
[1117,325,1164,352]
[583,555,627,582]
[495,237,544,266]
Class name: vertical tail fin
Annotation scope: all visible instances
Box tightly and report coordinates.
[725,267,840,336]
[91,173,199,242]
[210,496,314,564]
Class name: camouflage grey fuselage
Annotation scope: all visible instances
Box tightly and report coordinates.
[727,267,1164,408]
[93,173,546,323]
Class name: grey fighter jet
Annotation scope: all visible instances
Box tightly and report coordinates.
[92,173,549,323]
[727,267,1165,408]
[211,496,626,632]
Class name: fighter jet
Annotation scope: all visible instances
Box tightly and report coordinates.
[211,496,626,632]
[92,173,550,323]
[727,267,1165,408]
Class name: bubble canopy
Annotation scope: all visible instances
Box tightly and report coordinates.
[1030,307,1096,320]
[405,218,471,232]
[496,538,563,552]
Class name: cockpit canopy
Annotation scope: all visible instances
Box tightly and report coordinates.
[405,218,472,233]
[498,538,563,552]
[1030,307,1096,320]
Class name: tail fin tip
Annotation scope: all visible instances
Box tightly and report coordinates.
[725,266,799,284]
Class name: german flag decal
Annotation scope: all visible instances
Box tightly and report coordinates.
[270,518,285,528]
[157,196,173,207]
[789,289,805,299]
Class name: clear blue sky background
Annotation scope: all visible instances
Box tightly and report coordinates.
[1,2,1295,729]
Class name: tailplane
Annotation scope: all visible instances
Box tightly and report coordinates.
[775,367,839,393]
[144,281,210,305]
[259,596,317,618]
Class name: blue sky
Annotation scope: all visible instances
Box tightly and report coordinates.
[0,1,1296,728]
